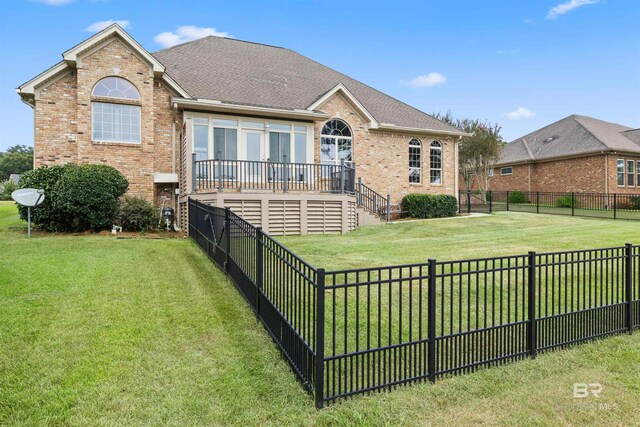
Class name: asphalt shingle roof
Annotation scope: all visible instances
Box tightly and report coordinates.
[498,115,640,165]
[152,36,461,134]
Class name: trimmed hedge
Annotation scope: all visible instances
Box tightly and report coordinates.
[401,193,458,218]
[17,164,128,231]
[117,196,158,232]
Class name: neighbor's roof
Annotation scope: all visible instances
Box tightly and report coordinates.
[152,36,462,134]
[497,115,640,165]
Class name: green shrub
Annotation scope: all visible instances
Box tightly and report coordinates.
[117,196,157,232]
[0,180,18,201]
[628,196,640,210]
[17,164,128,231]
[556,195,578,208]
[507,191,527,204]
[401,194,458,218]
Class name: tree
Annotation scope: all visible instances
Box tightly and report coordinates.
[0,145,33,180]
[433,112,504,193]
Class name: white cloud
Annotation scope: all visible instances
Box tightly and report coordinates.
[505,107,535,120]
[154,25,232,48]
[547,0,600,19]
[496,49,520,55]
[32,0,74,4]
[407,72,447,88]
[85,20,130,33]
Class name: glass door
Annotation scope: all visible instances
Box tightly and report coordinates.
[242,129,265,182]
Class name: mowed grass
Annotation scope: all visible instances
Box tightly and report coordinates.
[2,201,640,425]
[277,212,640,270]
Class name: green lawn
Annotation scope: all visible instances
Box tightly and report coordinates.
[2,202,640,425]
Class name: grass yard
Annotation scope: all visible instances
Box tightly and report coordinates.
[2,202,640,425]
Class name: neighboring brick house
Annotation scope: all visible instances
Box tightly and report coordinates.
[489,115,640,194]
[17,24,466,234]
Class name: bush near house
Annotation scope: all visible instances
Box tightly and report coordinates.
[507,191,528,204]
[117,196,158,232]
[18,164,128,231]
[556,195,579,208]
[401,194,458,218]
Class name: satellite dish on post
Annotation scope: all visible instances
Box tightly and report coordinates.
[11,188,45,238]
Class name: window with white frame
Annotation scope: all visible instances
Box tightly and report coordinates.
[628,159,636,187]
[617,159,625,186]
[409,138,421,183]
[91,77,141,143]
[429,141,442,184]
[321,119,352,166]
[500,167,513,176]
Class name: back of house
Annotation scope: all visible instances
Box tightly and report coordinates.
[17,24,466,234]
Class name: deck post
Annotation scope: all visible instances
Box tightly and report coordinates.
[428,258,437,382]
[339,159,345,194]
[315,268,326,408]
[191,153,197,193]
[217,150,223,192]
[283,155,289,193]
[358,177,363,207]
[626,243,634,333]
[527,251,537,358]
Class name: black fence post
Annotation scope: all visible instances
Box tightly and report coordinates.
[489,191,493,213]
[506,190,510,211]
[428,258,437,383]
[527,251,537,358]
[571,192,575,216]
[315,268,326,409]
[256,227,264,320]
[466,191,471,214]
[614,193,617,220]
[224,207,231,271]
[458,190,462,213]
[536,192,540,214]
[626,243,633,333]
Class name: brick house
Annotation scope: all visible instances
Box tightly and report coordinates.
[489,115,640,194]
[16,24,466,234]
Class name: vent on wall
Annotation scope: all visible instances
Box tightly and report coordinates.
[224,199,262,228]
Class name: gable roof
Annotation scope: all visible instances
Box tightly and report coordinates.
[17,24,189,103]
[152,36,463,135]
[498,115,640,165]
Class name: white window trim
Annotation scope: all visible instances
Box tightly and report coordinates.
[500,167,513,176]
[408,138,422,184]
[617,158,625,187]
[321,119,353,167]
[91,101,142,144]
[187,112,314,164]
[430,141,443,185]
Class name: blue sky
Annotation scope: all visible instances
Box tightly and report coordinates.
[0,0,638,150]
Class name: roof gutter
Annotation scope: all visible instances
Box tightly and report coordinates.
[376,123,470,138]
[172,97,331,121]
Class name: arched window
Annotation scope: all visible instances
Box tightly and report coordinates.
[409,139,422,183]
[92,76,140,100]
[430,141,442,184]
[91,77,141,144]
[320,119,352,166]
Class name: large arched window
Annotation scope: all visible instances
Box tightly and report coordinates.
[320,119,352,166]
[91,77,141,144]
[409,138,422,183]
[430,141,442,184]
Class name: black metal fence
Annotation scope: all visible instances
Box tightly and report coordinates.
[189,199,640,408]
[460,190,640,220]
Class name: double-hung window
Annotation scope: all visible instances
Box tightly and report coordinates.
[409,139,421,183]
[617,159,625,186]
[430,141,442,184]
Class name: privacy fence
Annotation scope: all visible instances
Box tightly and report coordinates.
[460,190,640,220]
[189,198,640,408]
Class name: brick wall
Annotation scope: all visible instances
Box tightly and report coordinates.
[33,37,177,204]
[607,154,640,194]
[312,92,458,203]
